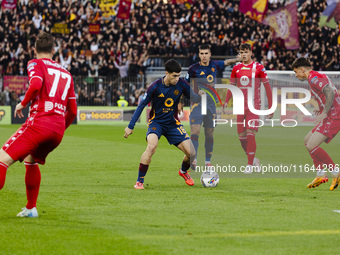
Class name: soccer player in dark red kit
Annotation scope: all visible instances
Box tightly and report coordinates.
[292,57,340,190]
[223,43,273,173]
[0,32,77,217]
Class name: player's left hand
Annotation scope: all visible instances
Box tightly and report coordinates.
[178,102,184,115]
[267,113,274,119]
[198,90,206,96]
[124,127,133,138]
[14,103,25,118]
[314,112,327,125]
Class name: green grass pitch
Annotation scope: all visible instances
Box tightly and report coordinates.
[1,124,340,254]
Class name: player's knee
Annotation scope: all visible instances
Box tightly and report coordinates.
[304,136,310,145]
[146,144,157,155]
[305,142,315,152]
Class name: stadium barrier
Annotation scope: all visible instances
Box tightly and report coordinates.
[0,106,11,125]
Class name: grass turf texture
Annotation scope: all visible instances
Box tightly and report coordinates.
[1,124,340,254]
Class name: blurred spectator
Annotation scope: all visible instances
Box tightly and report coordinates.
[0,0,338,106]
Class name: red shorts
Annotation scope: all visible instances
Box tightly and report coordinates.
[2,124,63,164]
[312,116,340,144]
[237,109,260,133]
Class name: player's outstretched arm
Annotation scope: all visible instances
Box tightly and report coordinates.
[124,127,133,138]
[224,55,241,66]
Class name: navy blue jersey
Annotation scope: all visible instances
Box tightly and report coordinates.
[128,77,200,129]
[185,60,225,106]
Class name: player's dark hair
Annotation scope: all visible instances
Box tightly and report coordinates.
[165,59,181,73]
[35,31,55,53]
[239,43,252,51]
[292,57,312,69]
[199,44,211,51]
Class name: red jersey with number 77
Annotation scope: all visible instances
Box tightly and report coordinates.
[26,58,76,135]
[308,70,340,118]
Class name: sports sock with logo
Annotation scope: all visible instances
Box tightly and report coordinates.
[205,136,213,162]
[191,135,199,160]
[239,136,248,155]
[310,146,335,174]
[247,132,256,165]
[25,162,41,209]
[137,163,149,183]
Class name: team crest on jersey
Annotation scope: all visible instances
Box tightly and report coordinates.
[319,82,323,87]
[240,76,250,86]
[191,119,195,123]
[211,68,215,72]
[311,76,318,84]
[152,127,157,130]
[174,90,179,95]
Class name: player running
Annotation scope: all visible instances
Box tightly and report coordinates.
[223,43,273,174]
[292,57,340,190]
[124,59,204,189]
[186,44,240,169]
[0,32,77,217]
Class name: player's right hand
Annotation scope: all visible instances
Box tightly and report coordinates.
[14,103,25,118]
[124,127,133,138]
[222,102,228,114]
[313,109,320,116]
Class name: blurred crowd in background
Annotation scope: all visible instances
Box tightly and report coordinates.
[0,0,339,107]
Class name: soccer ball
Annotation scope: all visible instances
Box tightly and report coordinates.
[200,171,219,188]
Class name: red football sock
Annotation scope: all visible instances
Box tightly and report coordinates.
[247,132,256,165]
[25,162,41,209]
[239,136,248,155]
[306,144,322,170]
[0,162,8,190]
[310,146,335,171]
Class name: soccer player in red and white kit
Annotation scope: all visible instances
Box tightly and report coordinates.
[223,43,273,173]
[292,57,340,190]
[0,32,77,217]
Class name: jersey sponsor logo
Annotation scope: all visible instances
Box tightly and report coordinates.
[45,101,54,111]
[241,67,251,70]
[27,62,37,69]
[311,76,318,84]
[200,71,205,75]
[158,93,165,97]
[174,90,179,95]
[164,98,174,107]
[207,74,214,83]
[240,76,250,86]
[211,68,215,72]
